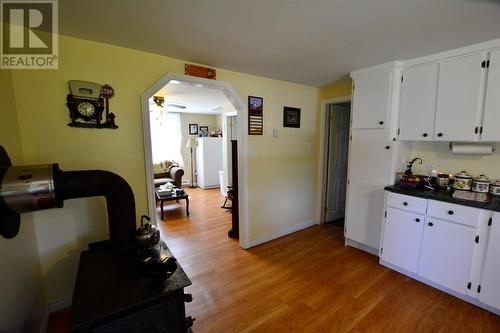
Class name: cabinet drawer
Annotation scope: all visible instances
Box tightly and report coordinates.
[427,200,480,227]
[386,192,427,214]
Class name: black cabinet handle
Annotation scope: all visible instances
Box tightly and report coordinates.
[423,133,428,137]
[448,210,454,215]
[379,121,384,125]
[475,126,479,134]
[415,218,420,222]
[437,133,443,137]
[428,222,434,226]
[403,202,408,206]
[385,145,390,150]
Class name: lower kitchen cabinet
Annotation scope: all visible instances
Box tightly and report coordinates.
[418,218,476,295]
[381,190,500,315]
[381,207,424,273]
[479,212,500,309]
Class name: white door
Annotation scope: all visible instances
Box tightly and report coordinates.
[418,218,476,295]
[399,63,438,141]
[345,129,392,249]
[325,103,350,222]
[434,53,487,141]
[352,72,391,129]
[479,213,500,310]
[381,208,425,273]
[481,50,500,141]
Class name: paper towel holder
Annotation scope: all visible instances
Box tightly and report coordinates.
[449,142,495,155]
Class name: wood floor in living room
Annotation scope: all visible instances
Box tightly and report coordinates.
[48,188,500,332]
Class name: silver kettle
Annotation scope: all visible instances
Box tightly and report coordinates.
[135,215,160,250]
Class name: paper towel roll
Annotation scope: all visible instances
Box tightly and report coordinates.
[451,143,493,155]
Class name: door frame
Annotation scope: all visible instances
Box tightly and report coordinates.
[140,73,250,248]
[317,96,352,225]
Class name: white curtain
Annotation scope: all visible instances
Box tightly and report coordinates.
[150,109,184,166]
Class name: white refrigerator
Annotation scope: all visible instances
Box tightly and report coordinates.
[196,137,223,189]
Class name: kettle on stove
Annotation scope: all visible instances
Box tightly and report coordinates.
[136,215,160,250]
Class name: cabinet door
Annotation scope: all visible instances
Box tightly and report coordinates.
[381,208,424,273]
[479,213,500,309]
[352,71,391,129]
[399,63,438,141]
[418,218,476,295]
[345,129,392,249]
[481,50,500,141]
[434,53,486,141]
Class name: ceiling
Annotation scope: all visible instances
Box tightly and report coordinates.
[151,81,233,114]
[60,0,500,87]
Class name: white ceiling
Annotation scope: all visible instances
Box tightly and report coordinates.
[151,81,232,114]
[60,0,500,87]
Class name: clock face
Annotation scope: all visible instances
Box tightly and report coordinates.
[77,101,96,117]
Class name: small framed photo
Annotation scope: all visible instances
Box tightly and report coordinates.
[189,124,198,135]
[199,126,209,137]
[283,107,301,128]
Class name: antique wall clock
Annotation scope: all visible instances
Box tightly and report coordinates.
[66,81,118,129]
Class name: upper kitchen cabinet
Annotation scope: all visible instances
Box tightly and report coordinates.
[434,53,487,142]
[481,49,500,142]
[399,63,438,141]
[352,71,391,129]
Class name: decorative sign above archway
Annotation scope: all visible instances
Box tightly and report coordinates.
[184,63,216,80]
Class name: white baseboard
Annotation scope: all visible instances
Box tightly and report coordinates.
[345,238,379,256]
[245,220,316,248]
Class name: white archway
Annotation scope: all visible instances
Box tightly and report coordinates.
[140,73,249,248]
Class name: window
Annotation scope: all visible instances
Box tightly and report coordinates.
[150,109,184,166]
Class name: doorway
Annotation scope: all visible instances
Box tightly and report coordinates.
[324,101,351,228]
[140,73,250,248]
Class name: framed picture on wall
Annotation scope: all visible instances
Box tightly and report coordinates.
[283,107,301,128]
[248,96,263,135]
[189,124,198,135]
[199,126,209,137]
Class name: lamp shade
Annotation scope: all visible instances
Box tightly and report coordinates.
[185,138,197,148]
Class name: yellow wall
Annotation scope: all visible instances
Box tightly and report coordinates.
[0,70,46,332]
[318,75,352,101]
[10,35,319,301]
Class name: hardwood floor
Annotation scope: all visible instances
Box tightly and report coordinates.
[48,187,500,332]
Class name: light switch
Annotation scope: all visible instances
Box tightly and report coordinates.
[248,145,255,155]
[307,142,313,152]
[273,129,279,139]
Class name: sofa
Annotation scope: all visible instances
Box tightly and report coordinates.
[153,161,184,189]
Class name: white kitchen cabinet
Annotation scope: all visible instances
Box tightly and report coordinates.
[481,50,500,141]
[352,71,391,129]
[418,217,477,295]
[345,129,393,249]
[398,63,438,141]
[434,53,487,142]
[381,207,424,273]
[479,213,500,309]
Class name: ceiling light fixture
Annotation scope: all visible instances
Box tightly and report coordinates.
[153,96,164,108]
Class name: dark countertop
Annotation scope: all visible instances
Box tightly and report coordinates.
[385,184,500,213]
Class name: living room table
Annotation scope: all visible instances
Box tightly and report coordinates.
[156,189,189,219]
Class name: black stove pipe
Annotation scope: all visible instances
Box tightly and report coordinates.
[0,145,137,255]
[53,167,137,255]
